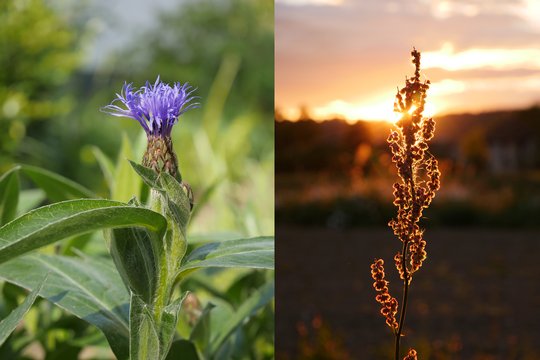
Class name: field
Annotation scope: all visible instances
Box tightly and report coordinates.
[276,226,540,359]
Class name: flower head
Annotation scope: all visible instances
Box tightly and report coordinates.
[101,76,199,137]
[101,77,199,180]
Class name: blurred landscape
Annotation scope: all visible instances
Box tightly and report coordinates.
[275,0,540,358]
[276,108,540,359]
[276,108,540,228]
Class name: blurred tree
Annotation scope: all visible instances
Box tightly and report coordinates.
[276,120,371,174]
[461,128,488,174]
[0,0,82,170]
[113,0,273,121]
[298,105,312,122]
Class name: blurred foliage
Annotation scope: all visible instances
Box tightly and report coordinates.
[0,0,82,169]
[106,0,274,235]
[63,0,275,235]
[113,0,274,120]
[295,315,350,360]
[0,0,274,236]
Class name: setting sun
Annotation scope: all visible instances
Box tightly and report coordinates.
[312,98,398,123]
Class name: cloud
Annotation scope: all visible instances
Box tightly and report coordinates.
[429,1,480,19]
[430,79,467,95]
[276,0,540,115]
[423,43,540,71]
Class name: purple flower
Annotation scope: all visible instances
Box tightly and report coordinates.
[101,76,199,137]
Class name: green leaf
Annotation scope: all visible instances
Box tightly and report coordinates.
[178,237,274,277]
[209,282,274,355]
[0,199,167,265]
[159,293,188,360]
[130,293,160,360]
[130,161,191,270]
[129,162,191,228]
[19,165,95,202]
[0,167,20,225]
[159,172,191,230]
[165,340,199,360]
[0,275,46,346]
[190,302,215,357]
[107,226,161,304]
[0,253,130,359]
[113,134,142,202]
[129,161,160,190]
[91,146,116,193]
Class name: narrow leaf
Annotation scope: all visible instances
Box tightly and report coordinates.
[0,199,167,265]
[91,146,116,193]
[0,168,20,225]
[178,237,274,277]
[130,293,160,360]
[159,172,191,230]
[0,275,46,346]
[20,165,95,201]
[107,227,160,304]
[190,302,215,356]
[113,134,142,202]
[159,293,188,360]
[165,340,199,360]
[129,162,191,228]
[129,161,160,190]
[0,253,130,359]
[209,282,274,355]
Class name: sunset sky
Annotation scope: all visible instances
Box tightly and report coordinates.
[275,0,540,121]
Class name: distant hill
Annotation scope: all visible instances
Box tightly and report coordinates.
[276,106,540,174]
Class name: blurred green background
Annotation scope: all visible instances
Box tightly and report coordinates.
[0,0,273,235]
[0,0,274,358]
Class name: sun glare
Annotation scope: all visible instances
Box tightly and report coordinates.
[424,102,436,118]
[310,98,401,123]
[281,98,438,124]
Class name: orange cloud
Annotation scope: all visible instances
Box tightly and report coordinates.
[423,43,540,71]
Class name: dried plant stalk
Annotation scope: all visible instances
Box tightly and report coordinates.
[371,48,441,360]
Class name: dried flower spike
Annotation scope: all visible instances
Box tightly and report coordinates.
[389,48,439,278]
[371,259,399,330]
[371,49,440,360]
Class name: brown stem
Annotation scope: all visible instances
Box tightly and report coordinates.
[395,245,409,360]
[395,166,416,360]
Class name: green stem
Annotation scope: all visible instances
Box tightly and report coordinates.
[148,189,170,325]
[153,252,170,324]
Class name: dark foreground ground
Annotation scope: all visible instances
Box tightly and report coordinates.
[276,227,540,360]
